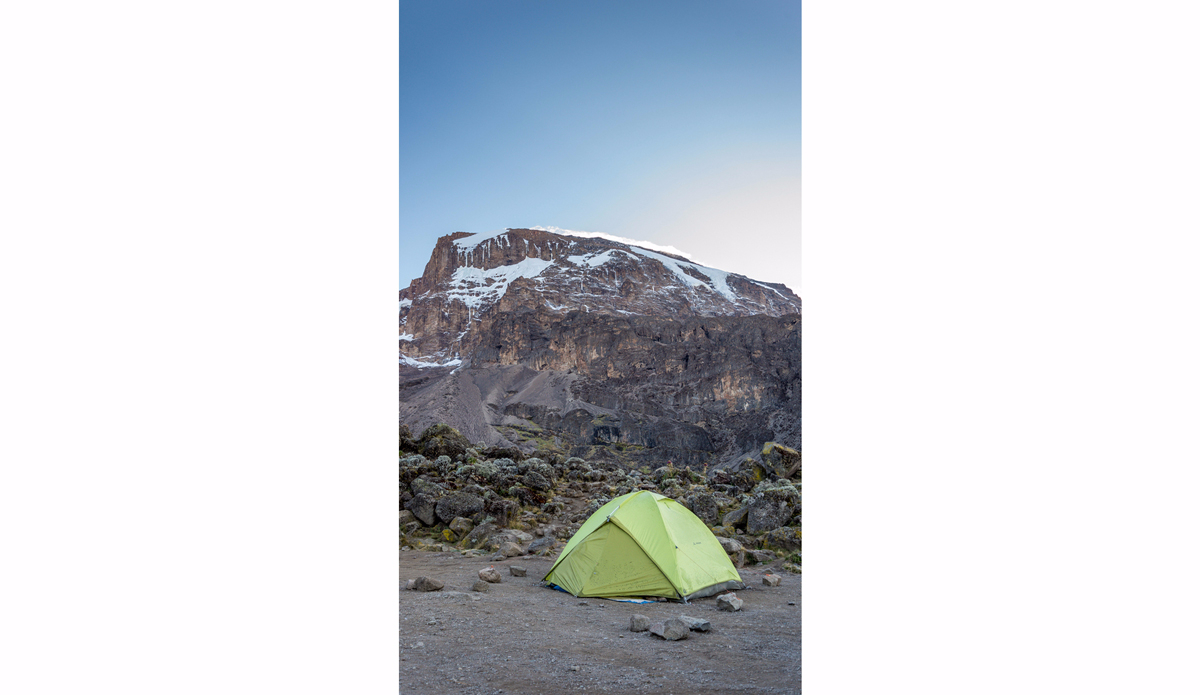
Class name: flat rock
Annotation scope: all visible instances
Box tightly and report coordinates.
[478,566,502,583]
[630,614,651,632]
[471,580,490,592]
[762,574,782,587]
[716,593,743,612]
[678,615,711,632]
[508,565,527,577]
[413,576,444,592]
[649,618,689,641]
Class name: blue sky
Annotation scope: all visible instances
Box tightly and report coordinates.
[400,0,801,292]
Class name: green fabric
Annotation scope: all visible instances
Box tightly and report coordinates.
[544,490,742,599]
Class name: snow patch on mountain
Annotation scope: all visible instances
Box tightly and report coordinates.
[451,228,511,250]
[531,226,694,261]
[445,256,555,309]
[399,333,414,342]
[564,248,634,268]
[625,247,739,303]
[400,354,462,369]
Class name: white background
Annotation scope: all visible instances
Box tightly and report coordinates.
[2,2,1198,693]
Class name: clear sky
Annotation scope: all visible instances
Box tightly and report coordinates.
[400,0,801,293]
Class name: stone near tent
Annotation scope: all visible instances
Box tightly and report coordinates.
[508,565,527,577]
[716,593,743,612]
[630,614,651,632]
[722,505,749,529]
[527,537,556,555]
[478,566,502,583]
[405,579,417,591]
[413,576,444,592]
[762,574,782,587]
[649,618,689,641]
[471,580,489,593]
[746,487,800,534]
[449,516,474,537]
[678,615,711,632]
[499,542,523,557]
[749,549,777,564]
[717,537,743,554]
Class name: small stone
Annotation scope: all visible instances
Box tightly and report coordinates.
[508,565,527,577]
[788,601,796,606]
[478,566,502,583]
[499,542,522,557]
[716,593,743,612]
[413,576,444,592]
[678,615,711,632]
[630,614,651,632]
[405,579,416,591]
[649,618,689,641]
[577,601,588,606]
[763,574,782,587]
[471,580,490,593]
[569,666,580,672]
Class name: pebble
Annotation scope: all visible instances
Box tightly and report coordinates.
[630,614,651,632]
[762,574,782,587]
[678,615,711,632]
[716,593,743,612]
[509,565,527,577]
[472,580,490,592]
[479,566,502,583]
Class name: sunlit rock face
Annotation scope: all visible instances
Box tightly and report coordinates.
[400,228,800,470]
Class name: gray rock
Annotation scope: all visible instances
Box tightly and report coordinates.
[716,593,743,612]
[478,566,502,583]
[405,579,416,591]
[499,542,522,558]
[398,509,416,526]
[630,614,651,632]
[761,526,802,552]
[413,576,444,592]
[763,574,782,587]
[471,580,489,592]
[435,492,485,525]
[404,493,439,526]
[747,487,800,534]
[508,565,527,577]
[523,470,551,491]
[401,521,422,536]
[527,537,556,555]
[678,615,711,632]
[463,521,497,550]
[717,537,743,554]
[449,516,474,537]
[649,618,689,641]
[497,529,533,544]
[686,492,720,526]
[722,505,749,529]
[749,549,777,564]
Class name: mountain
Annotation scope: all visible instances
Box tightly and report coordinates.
[399,227,800,471]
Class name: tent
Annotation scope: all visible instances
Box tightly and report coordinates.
[543,490,744,601]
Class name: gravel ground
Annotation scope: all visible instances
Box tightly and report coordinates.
[400,550,801,694]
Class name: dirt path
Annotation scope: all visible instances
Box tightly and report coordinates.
[400,551,801,694]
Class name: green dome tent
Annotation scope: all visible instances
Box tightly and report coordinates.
[543,490,744,601]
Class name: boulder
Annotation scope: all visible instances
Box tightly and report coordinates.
[405,579,416,591]
[527,537,556,555]
[413,576,444,592]
[761,442,801,480]
[717,537,743,554]
[463,522,497,550]
[404,493,439,526]
[746,487,800,534]
[508,565,527,577]
[449,517,474,537]
[499,542,523,558]
[649,618,689,641]
[435,492,485,526]
[761,526,802,552]
[686,492,720,526]
[630,614,651,632]
[749,549,777,564]
[722,505,749,529]
[398,509,416,526]
[416,424,471,460]
[678,615,711,632]
[478,566,502,583]
[763,574,782,587]
[523,470,551,491]
[471,580,489,593]
[716,593,743,612]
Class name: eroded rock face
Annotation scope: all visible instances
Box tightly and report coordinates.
[400,228,800,469]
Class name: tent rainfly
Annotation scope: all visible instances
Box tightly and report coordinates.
[543,490,745,601]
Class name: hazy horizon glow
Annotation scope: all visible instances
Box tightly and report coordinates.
[400,0,801,292]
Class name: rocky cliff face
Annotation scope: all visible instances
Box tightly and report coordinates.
[400,228,800,471]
